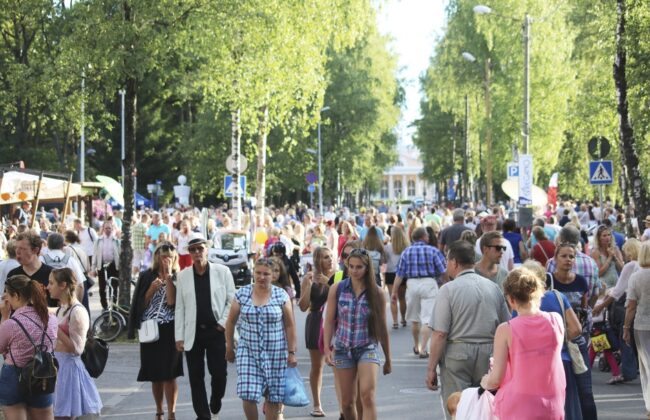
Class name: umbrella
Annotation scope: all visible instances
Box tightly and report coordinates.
[96,175,124,207]
[501,179,548,207]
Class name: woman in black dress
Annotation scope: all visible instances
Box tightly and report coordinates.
[128,242,183,420]
[299,246,335,417]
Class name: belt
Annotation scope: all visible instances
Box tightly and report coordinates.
[198,324,218,330]
[448,340,493,345]
[411,276,436,279]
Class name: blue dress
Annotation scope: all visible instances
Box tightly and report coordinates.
[235,285,290,403]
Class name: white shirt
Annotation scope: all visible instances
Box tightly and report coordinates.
[0,258,20,295]
[78,227,97,257]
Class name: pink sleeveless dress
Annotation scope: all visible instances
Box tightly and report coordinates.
[494,311,566,420]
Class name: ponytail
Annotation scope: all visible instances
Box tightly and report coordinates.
[29,280,49,326]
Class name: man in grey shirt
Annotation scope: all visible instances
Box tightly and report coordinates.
[426,240,510,418]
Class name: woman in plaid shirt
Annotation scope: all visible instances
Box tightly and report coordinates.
[323,249,391,420]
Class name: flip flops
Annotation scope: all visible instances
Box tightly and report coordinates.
[310,408,326,417]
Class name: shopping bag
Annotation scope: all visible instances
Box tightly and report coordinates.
[283,366,310,407]
[591,333,611,353]
[455,387,499,420]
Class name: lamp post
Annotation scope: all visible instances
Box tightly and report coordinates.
[462,51,493,205]
[118,89,126,188]
[317,106,330,215]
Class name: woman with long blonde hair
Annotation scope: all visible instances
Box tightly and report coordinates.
[385,226,410,328]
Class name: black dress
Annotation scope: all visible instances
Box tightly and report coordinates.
[305,282,329,350]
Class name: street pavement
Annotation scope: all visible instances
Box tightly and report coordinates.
[88,286,645,419]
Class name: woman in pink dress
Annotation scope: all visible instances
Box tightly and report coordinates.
[480,267,566,419]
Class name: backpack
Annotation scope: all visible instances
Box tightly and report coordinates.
[43,253,71,269]
[9,315,58,397]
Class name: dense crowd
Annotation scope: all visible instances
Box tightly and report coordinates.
[0,198,649,419]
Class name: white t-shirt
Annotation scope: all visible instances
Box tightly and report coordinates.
[78,227,97,257]
[642,228,650,241]
[0,258,20,295]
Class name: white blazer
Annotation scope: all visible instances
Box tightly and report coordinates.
[174,262,236,351]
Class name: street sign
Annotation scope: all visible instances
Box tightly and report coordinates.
[507,162,519,179]
[518,154,533,206]
[225,154,248,175]
[307,184,315,193]
[224,175,246,197]
[588,136,611,160]
[589,160,613,185]
[305,172,318,184]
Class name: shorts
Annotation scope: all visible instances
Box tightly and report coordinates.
[384,272,396,285]
[0,364,54,408]
[132,249,146,269]
[333,343,381,369]
[405,277,438,325]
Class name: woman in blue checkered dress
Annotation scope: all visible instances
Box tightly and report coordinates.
[226,258,298,419]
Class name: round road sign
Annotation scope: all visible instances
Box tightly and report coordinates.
[226,154,248,174]
[588,136,611,160]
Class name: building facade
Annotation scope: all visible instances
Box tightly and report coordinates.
[372,147,436,203]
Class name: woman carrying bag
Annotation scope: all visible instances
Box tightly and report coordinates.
[47,268,102,419]
[128,242,183,420]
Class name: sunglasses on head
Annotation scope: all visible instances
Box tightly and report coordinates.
[256,257,275,267]
[156,243,176,253]
[487,245,507,252]
[349,248,369,257]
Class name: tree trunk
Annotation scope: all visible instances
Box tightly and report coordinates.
[118,0,136,306]
[614,0,649,228]
[254,105,269,225]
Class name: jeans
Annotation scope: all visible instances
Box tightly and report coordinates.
[619,328,639,380]
[563,360,583,420]
[185,328,227,420]
[575,336,597,420]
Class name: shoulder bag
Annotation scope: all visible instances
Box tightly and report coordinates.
[553,290,588,374]
[59,305,109,378]
[138,288,166,343]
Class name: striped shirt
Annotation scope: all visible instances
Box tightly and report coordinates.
[396,241,446,279]
[334,279,372,351]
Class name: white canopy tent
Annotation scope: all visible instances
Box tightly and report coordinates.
[0,170,81,204]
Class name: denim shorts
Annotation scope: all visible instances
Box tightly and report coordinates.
[0,364,54,408]
[334,343,381,369]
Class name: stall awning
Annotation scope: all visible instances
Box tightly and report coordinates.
[0,170,81,204]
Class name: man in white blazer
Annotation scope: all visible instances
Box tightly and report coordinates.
[175,236,236,420]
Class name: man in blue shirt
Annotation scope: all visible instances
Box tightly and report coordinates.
[146,212,171,253]
[391,227,447,357]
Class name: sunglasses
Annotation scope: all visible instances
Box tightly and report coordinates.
[256,257,276,267]
[188,246,205,253]
[156,243,176,253]
[487,245,507,252]
[349,248,369,256]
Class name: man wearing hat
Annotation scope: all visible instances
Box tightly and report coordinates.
[641,215,650,241]
[175,236,236,420]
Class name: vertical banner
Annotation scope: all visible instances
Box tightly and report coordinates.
[547,172,558,209]
[518,154,533,206]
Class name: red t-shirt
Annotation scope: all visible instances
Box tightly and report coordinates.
[532,240,556,267]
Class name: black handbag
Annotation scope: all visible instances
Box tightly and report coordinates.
[10,317,58,397]
[81,334,109,378]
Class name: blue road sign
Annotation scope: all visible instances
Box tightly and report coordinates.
[589,160,613,185]
[224,175,246,197]
[307,184,315,193]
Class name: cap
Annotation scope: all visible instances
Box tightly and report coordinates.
[188,235,208,248]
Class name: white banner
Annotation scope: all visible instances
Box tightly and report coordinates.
[518,155,533,206]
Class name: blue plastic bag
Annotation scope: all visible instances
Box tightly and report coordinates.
[283,366,310,407]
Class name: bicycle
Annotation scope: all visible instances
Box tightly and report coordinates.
[92,275,131,342]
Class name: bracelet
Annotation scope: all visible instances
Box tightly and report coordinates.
[288,351,296,355]
[623,326,631,330]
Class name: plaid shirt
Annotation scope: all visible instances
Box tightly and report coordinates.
[131,222,147,251]
[335,279,372,350]
[547,251,600,334]
[396,241,446,279]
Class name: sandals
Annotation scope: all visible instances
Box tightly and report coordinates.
[310,408,326,417]
[607,375,625,384]
[168,413,176,420]
[419,352,430,359]
[401,320,407,327]
[155,413,164,420]
[413,346,420,356]
[392,323,399,329]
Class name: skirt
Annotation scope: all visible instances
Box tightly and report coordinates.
[137,321,184,382]
[635,329,650,412]
[305,310,323,350]
[53,352,103,417]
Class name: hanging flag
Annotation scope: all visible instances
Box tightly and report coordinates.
[548,173,558,209]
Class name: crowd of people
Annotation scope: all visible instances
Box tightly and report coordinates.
[0,198,649,419]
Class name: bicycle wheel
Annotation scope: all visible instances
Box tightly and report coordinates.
[92,311,126,342]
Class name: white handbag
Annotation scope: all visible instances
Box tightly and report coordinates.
[138,288,166,343]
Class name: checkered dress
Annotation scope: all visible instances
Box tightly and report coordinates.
[235,285,289,403]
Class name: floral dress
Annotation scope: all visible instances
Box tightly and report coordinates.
[235,284,289,403]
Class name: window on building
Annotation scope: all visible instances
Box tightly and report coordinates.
[394,180,402,197]
[408,179,416,197]
[380,180,388,199]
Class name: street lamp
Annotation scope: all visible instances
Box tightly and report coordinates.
[462,50,493,205]
[317,106,330,215]
[118,89,126,188]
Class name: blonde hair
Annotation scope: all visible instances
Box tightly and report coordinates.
[623,238,642,262]
[639,242,650,268]
[522,260,547,283]
[503,267,545,305]
[390,225,410,255]
[152,243,180,273]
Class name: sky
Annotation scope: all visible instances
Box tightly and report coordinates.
[376,0,448,149]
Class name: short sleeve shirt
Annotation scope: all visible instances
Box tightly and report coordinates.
[8,264,55,307]
[627,268,650,330]
[430,270,510,342]
[396,241,446,279]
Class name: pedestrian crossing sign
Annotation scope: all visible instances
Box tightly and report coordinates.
[224,175,246,197]
[589,160,613,185]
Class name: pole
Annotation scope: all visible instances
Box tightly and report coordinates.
[231,109,242,230]
[80,71,85,183]
[317,121,323,215]
[484,57,493,205]
[464,94,469,202]
[119,89,126,188]
[523,14,531,155]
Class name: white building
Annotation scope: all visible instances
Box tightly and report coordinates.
[372,146,436,202]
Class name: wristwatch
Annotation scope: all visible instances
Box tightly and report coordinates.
[288,350,296,355]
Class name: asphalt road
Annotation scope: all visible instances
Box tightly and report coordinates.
[86,287,646,419]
